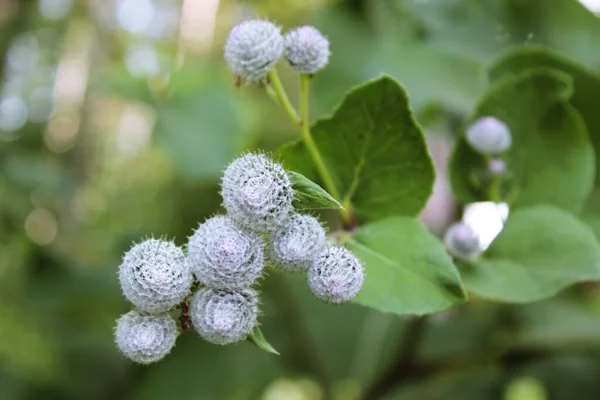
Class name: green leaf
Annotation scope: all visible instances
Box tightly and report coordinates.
[395,0,512,64]
[462,206,600,303]
[247,326,279,355]
[154,79,243,181]
[489,46,600,182]
[449,69,595,212]
[502,0,600,70]
[583,189,600,238]
[348,217,467,316]
[374,33,487,115]
[279,75,435,223]
[399,0,600,69]
[288,171,342,210]
[488,46,600,236]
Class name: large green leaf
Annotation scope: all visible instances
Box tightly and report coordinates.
[280,76,435,223]
[315,0,600,118]
[449,69,594,212]
[583,189,600,239]
[489,46,600,180]
[376,0,600,116]
[397,0,600,69]
[348,217,466,315]
[395,0,513,64]
[502,0,600,70]
[488,46,600,236]
[373,30,486,115]
[462,206,600,303]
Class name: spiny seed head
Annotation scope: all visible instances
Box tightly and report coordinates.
[444,222,481,259]
[308,246,364,304]
[221,153,294,232]
[187,215,264,289]
[119,239,192,313]
[114,310,178,364]
[268,213,326,272]
[284,25,330,74]
[190,287,259,345]
[465,116,512,155]
[224,19,284,82]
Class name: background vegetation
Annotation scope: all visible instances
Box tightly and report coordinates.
[2,0,600,399]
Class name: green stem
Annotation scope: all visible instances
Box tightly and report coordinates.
[264,82,280,106]
[300,74,353,227]
[486,156,503,203]
[488,176,502,203]
[267,69,301,125]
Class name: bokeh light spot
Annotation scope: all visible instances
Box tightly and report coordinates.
[25,208,58,246]
[0,95,28,134]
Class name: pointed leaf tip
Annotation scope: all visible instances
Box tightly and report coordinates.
[248,326,280,355]
[288,171,343,210]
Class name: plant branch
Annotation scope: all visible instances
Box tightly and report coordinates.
[300,74,354,228]
[267,69,301,125]
[360,316,428,400]
[266,69,354,228]
[485,155,503,203]
[488,178,502,203]
[178,296,192,333]
[264,82,281,106]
